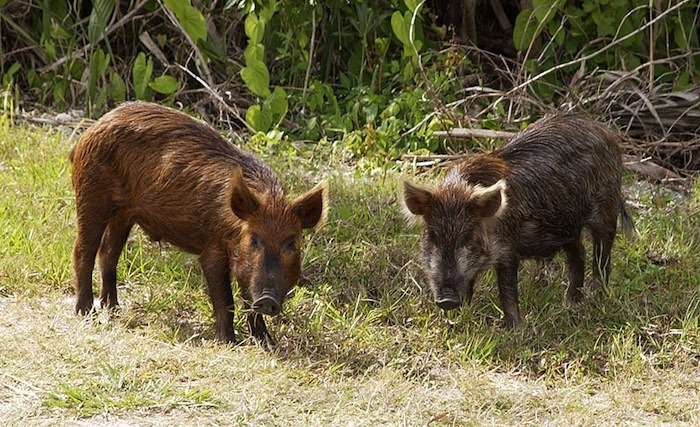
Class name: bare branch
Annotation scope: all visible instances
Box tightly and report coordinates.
[159,0,214,87]
[433,129,516,139]
[507,0,691,96]
[175,63,255,133]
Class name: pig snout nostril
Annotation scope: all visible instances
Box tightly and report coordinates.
[252,293,281,316]
[435,298,461,311]
[435,287,461,311]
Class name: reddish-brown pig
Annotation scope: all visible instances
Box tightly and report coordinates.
[402,114,634,327]
[71,101,328,342]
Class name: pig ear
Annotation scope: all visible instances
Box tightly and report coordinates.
[291,181,328,229]
[402,180,433,217]
[471,179,507,218]
[228,167,261,221]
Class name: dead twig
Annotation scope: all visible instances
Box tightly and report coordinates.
[505,0,691,97]
[175,64,255,133]
[433,129,516,139]
[301,6,317,112]
[159,1,213,87]
[623,154,683,181]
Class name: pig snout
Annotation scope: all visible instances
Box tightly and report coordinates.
[434,286,461,310]
[252,289,282,316]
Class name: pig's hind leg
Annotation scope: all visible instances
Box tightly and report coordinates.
[73,201,111,315]
[563,236,586,302]
[589,206,618,287]
[98,216,133,309]
[591,227,616,286]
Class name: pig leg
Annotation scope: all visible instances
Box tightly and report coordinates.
[496,255,521,328]
[564,237,585,302]
[73,209,110,315]
[590,203,619,286]
[591,230,615,286]
[246,306,272,344]
[465,278,476,304]
[97,216,133,309]
[200,249,236,343]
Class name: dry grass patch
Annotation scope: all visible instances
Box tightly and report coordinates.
[1,294,698,426]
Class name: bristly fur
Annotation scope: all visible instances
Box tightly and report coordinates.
[455,154,509,187]
[70,101,328,343]
[620,200,637,241]
[401,113,632,329]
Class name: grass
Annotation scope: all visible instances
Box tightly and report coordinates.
[0,121,699,425]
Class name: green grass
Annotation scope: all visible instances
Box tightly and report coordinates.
[0,122,699,425]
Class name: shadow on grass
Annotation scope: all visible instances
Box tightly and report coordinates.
[91,167,700,381]
[256,175,700,380]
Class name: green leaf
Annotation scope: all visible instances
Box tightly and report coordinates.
[240,60,270,98]
[548,19,564,46]
[27,69,38,88]
[2,62,20,87]
[391,11,408,45]
[245,104,272,132]
[41,38,56,61]
[674,71,691,91]
[392,11,421,57]
[163,0,208,43]
[109,72,126,102]
[149,75,180,95]
[53,79,69,109]
[87,48,111,114]
[412,39,423,54]
[244,43,265,64]
[244,13,265,44]
[132,52,153,100]
[513,8,537,52]
[259,1,278,22]
[267,86,288,116]
[591,11,615,37]
[404,0,420,12]
[564,33,581,54]
[532,0,560,26]
[88,0,115,45]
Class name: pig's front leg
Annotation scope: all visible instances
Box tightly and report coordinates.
[200,249,236,343]
[496,254,521,328]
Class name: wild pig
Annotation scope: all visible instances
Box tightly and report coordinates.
[71,101,328,342]
[402,114,634,327]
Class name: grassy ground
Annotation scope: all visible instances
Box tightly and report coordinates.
[0,120,698,426]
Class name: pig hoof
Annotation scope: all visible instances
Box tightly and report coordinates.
[251,327,275,346]
[75,303,94,316]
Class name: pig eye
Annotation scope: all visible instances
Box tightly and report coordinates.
[249,233,263,250]
[282,236,298,253]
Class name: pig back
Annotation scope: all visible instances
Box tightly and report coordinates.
[495,114,623,254]
[71,102,282,253]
